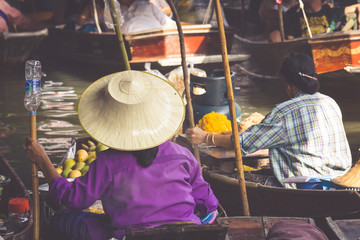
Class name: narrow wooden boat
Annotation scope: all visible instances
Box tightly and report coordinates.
[40,24,249,70]
[203,170,360,218]
[174,135,360,218]
[0,29,48,73]
[0,154,33,240]
[235,30,360,78]
[42,137,332,238]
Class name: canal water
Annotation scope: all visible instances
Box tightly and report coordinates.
[0,39,360,189]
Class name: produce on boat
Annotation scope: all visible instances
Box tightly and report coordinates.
[57,140,108,179]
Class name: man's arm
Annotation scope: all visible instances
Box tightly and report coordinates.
[344,4,360,27]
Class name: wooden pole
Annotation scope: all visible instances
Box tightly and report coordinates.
[108,0,131,70]
[214,0,250,216]
[203,0,215,24]
[278,3,285,41]
[166,0,201,165]
[299,0,312,38]
[30,113,40,240]
[92,0,103,33]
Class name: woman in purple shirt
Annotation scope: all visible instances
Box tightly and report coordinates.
[26,70,218,239]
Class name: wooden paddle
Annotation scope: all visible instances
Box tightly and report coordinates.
[166,0,202,165]
[213,0,250,216]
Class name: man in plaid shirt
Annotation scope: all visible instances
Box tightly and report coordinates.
[186,53,351,188]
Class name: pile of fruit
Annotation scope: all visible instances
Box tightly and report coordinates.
[55,140,109,179]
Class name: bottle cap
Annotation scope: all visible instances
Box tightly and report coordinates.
[8,198,30,213]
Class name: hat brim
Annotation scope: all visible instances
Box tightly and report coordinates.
[78,71,185,151]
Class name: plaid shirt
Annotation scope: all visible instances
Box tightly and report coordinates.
[239,91,351,188]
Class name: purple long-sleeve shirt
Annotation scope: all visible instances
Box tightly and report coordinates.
[49,141,218,239]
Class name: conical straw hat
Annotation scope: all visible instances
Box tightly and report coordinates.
[78,70,185,151]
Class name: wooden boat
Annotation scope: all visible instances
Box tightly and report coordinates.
[174,135,360,218]
[235,30,360,78]
[40,24,249,70]
[126,216,316,240]
[323,217,360,240]
[41,137,336,239]
[203,170,360,218]
[0,154,33,239]
[0,29,48,73]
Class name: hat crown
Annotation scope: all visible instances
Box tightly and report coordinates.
[107,72,151,105]
[118,79,142,95]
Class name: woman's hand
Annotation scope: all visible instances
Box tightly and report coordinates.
[185,127,207,145]
[25,137,51,167]
[25,137,60,183]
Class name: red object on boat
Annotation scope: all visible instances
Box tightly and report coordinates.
[8,197,30,213]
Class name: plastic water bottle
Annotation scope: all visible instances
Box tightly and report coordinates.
[24,60,42,113]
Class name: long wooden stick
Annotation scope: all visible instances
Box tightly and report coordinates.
[299,0,312,38]
[278,3,285,41]
[92,0,102,33]
[108,0,131,70]
[214,0,250,216]
[166,0,201,165]
[30,113,40,240]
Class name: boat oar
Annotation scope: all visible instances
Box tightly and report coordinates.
[298,0,312,38]
[24,60,41,240]
[166,0,201,165]
[213,0,250,216]
[108,0,131,70]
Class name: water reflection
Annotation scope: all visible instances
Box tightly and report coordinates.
[37,80,86,162]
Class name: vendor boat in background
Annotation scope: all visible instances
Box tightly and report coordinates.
[235,30,360,78]
[0,154,33,239]
[0,28,48,73]
[39,24,249,71]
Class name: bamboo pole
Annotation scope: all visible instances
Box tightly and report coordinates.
[277,3,285,41]
[214,0,250,216]
[299,0,312,38]
[166,0,201,165]
[108,0,131,70]
[30,113,40,240]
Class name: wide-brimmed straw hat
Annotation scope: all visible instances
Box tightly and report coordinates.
[78,70,185,151]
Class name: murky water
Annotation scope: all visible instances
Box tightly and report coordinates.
[1,38,360,189]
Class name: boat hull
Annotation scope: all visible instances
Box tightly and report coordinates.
[204,170,360,218]
[41,24,235,69]
[0,29,48,73]
[236,30,360,77]
[309,30,360,74]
